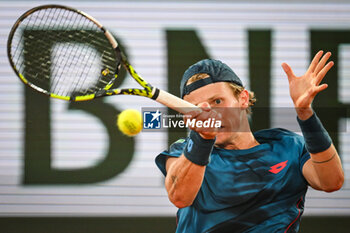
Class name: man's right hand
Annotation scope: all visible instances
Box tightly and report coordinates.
[184,102,222,140]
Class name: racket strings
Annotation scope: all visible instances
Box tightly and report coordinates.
[50,8,76,94]
[50,9,112,96]
[55,10,91,95]
[9,6,118,97]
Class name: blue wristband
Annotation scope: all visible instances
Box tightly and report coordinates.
[297,113,332,154]
[183,131,215,166]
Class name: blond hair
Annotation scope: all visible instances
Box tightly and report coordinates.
[186,73,256,114]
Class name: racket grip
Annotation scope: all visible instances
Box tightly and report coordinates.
[154,89,201,114]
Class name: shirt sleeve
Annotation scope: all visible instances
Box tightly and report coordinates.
[298,136,311,174]
[300,145,311,171]
[155,138,187,176]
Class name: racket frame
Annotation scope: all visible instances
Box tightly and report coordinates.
[7,4,199,114]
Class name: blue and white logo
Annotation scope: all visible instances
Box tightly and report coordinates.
[143,110,162,129]
[186,139,193,152]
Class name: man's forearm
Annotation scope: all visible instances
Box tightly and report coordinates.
[309,145,344,192]
[297,110,344,191]
[165,155,206,208]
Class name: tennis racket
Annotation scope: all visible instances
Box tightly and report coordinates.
[7,4,199,114]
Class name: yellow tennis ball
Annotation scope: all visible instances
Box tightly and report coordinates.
[117,109,142,136]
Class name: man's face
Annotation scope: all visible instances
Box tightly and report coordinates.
[183,82,248,146]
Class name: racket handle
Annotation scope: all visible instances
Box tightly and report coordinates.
[154,89,201,114]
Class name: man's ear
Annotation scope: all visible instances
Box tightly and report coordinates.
[239,89,249,109]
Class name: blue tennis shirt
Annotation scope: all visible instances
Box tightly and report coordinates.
[155,128,311,233]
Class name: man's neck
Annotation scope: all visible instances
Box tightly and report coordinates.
[219,131,259,150]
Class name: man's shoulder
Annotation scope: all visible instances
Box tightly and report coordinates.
[254,128,306,156]
[254,128,303,142]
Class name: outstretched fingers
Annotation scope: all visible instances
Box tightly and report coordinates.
[315,61,334,85]
[314,52,332,75]
[307,50,324,74]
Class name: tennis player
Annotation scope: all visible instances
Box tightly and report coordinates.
[155,50,344,232]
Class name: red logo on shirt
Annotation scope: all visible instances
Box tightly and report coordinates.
[269,160,288,174]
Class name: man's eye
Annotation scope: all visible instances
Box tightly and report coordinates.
[215,99,222,104]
